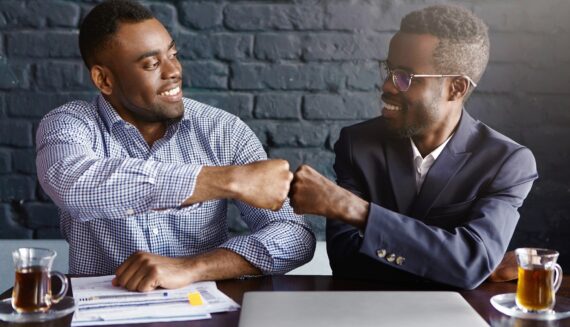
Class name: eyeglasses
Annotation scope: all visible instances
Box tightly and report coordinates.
[380,60,477,92]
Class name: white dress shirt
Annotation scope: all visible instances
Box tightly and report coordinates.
[410,135,453,193]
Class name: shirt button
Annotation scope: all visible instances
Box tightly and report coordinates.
[126,208,135,215]
[387,253,396,262]
[152,228,159,235]
[376,249,387,258]
[396,256,405,265]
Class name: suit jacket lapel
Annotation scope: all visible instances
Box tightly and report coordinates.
[386,137,417,215]
[410,110,475,219]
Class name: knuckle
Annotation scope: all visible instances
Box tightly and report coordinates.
[149,266,160,276]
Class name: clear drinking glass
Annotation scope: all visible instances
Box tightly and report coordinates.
[11,248,69,313]
[515,248,563,313]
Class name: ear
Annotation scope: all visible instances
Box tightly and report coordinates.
[90,65,113,96]
[448,77,470,102]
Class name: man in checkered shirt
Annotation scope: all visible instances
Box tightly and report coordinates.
[36,0,315,292]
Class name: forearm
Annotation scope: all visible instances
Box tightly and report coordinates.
[183,160,293,211]
[326,187,370,230]
[187,248,261,282]
[181,166,238,206]
[113,249,260,291]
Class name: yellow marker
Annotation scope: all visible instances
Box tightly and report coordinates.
[188,291,204,306]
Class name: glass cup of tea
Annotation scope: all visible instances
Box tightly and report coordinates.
[11,247,69,313]
[515,248,563,313]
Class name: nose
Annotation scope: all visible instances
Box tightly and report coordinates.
[161,57,181,81]
[381,73,399,95]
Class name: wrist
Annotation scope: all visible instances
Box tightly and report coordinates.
[224,165,241,199]
[181,256,207,283]
[333,190,369,229]
[195,166,240,200]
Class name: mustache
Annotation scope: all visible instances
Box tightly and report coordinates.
[381,94,401,105]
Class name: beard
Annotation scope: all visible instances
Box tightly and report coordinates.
[383,100,440,139]
[381,83,443,138]
[154,101,184,122]
[128,100,184,123]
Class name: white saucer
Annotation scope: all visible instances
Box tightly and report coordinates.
[0,296,76,322]
[490,293,570,321]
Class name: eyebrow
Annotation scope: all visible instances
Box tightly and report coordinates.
[135,40,176,62]
[386,60,415,73]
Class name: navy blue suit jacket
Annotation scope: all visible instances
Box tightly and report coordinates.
[326,110,538,289]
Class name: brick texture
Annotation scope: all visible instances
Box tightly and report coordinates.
[0,0,569,269]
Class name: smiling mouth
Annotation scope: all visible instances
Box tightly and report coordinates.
[384,102,402,111]
[159,86,181,97]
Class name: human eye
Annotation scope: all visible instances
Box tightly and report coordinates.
[143,60,160,70]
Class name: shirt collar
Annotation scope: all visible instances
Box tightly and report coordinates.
[97,95,124,131]
[410,133,454,162]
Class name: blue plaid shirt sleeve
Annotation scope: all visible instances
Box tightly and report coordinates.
[36,105,202,221]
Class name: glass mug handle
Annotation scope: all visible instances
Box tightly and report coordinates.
[553,263,563,293]
[49,271,69,303]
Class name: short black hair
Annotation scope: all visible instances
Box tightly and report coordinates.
[400,5,489,95]
[79,0,154,68]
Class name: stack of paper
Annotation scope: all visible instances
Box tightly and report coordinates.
[71,275,239,326]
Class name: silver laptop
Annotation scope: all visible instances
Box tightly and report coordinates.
[238,291,489,327]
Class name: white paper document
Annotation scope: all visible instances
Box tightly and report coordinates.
[71,275,240,326]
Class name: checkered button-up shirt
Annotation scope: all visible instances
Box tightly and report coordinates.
[36,95,315,275]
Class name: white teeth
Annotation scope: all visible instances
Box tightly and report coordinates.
[384,103,401,111]
[160,86,180,96]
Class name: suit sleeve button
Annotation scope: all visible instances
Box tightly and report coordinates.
[396,256,405,265]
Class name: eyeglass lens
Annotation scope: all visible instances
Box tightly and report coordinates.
[380,62,412,92]
[393,71,411,91]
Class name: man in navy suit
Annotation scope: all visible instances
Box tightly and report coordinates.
[289,4,537,289]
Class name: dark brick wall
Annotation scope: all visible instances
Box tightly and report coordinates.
[1,0,569,268]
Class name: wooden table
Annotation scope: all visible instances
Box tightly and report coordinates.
[2,275,570,326]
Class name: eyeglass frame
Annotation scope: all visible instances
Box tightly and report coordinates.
[379,60,477,92]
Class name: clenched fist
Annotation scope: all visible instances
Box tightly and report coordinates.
[232,159,293,211]
[112,252,197,292]
[290,164,369,228]
[289,164,336,217]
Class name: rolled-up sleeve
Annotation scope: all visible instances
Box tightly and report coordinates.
[36,107,202,222]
